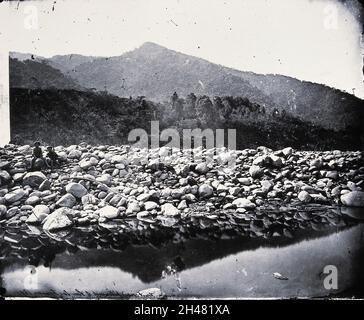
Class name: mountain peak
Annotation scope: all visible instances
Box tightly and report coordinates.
[134,42,171,56]
[139,42,166,50]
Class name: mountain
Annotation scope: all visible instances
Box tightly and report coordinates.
[47,54,99,74]
[9,43,363,135]
[9,57,82,90]
[38,42,362,132]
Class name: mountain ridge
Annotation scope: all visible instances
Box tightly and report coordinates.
[9,42,364,132]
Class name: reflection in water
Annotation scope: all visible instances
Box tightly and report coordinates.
[1,222,364,298]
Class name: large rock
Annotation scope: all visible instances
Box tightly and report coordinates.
[98,205,119,219]
[96,174,112,186]
[298,191,312,203]
[144,201,158,211]
[66,183,88,198]
[0,204,7,218]
[161,203,180,216]
[56,193,76,208]
[5,189,26,203]
[198,184,213,198]
[137,288,164,298]
[68,149,82,159]
[26,205,50,224]
[195,162,209,174]
[282,147,293,157]
[25,196,40,205]
[341,191,364,207]
[269,155,284,167]
[249,165,263,178]
[23,171,47,188]
[0,170,11,185]
[232,198,256,209]
[43,208,74,231]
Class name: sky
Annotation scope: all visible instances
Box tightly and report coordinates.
[0,0,363,98]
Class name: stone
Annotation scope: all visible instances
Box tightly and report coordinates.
[326,171,338,180]
[195,162,209,174]
[232,198,256,209]
[6,207,20,218]
[161,203,180,216]
[43,208,74,231]
[68,149,82,159]
[249,165,263,178]
[298,191,312,203]
[282,147,293,157]
[261,180,274,192]
[0,204,7,218]
[39,179,51,191]
[144,201,158,211]
[198,184,213,198]
[310,158,323,169]
[269,155,284,167]
[56,193,76,208]
[238,178,252,186]
[137,288,164,298]
[98,205,119,219]
[0,170,11,185]
[26,205,50,223]
[23,171,47,188]
[96,174,112,186]
[126,201,141,214]
[5,189,26,203]
[66,182,88,198]
[229,187,241,196]
[178,200,188,210]
[341,191,364,207]
[25,196,40,205]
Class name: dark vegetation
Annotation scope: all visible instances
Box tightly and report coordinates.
[10,88,362,150]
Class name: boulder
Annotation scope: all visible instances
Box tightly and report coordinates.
[66,182,88,198]
[161,203,180,216]
[249,165,263,178]
[137,288,164,298]
[56,193,76,208]
[39,179,51,191]
[23,171,47,188]
[96,174,112,186]
[198,184,213,198]
[43,208,74,231]
[144,201,158,211]
[0,204,7,218]
[126,201,141,214]
[282,147,293,157]
[298,190,312,203]
[0,170,11,185]
[232,198,256,209]
[341,191,364,207]
[5,189,26,203]
[98,205,119,219]
[6,207,20,218]
[195,162,209,174]
[269,155,284,167]
[25,196,40,205]
[26,205,50,224]
[68,149,82,159]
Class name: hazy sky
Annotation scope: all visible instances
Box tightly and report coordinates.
[0,0,363,98]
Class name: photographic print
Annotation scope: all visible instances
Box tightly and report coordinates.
[0,0,363,304]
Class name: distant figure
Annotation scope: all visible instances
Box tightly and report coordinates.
[46,146,59,171]
[31,141,49,171]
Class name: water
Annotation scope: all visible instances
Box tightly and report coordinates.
[1,216,364,299]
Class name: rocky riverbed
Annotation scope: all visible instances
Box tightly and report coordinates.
[0,144,363,243]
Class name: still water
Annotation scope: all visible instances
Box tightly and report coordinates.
[1,218,363,299]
